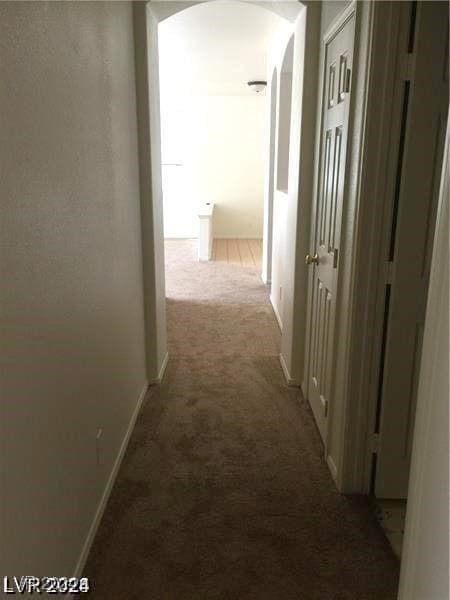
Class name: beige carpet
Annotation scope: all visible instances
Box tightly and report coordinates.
[84,239,399,599]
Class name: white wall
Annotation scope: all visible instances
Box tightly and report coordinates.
[276,36,294,194]
[398,117,449,600]
[270,190,289,327]
[134,4,168,378]
[158,1,274,240]
[269,35,293,324]
[265,4,321,385]
[261,68,278,283]
[276,72,293,192]
[160,94,266,239]
[0,1,147,576]
[279,9,310,381]
[266,29,294,324]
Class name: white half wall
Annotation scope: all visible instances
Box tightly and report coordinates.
[0,1,147,576]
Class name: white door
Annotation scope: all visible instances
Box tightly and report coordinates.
[306,14,355,443]
[375,2,449,498]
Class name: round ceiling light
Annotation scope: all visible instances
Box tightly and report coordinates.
[247,80,267,94]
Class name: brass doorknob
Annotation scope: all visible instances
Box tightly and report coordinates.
[305,253,319,266]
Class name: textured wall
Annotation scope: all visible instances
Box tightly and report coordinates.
[0,1,147,575]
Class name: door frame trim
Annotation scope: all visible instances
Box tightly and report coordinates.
[345,1,449,495]
[338,1,404,493]
[304,1,407,492]
[323,1,357,45]
[303,0,361,456]
[303,0,357,452]
[333,2,443,494]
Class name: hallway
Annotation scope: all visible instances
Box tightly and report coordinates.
[85,240,399,599]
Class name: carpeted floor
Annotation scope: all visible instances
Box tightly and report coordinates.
[84,239,399,599]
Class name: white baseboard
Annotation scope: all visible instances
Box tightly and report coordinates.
[270,296,283,332]
[300,380,308,398]
[279,353,301,387]
[72,381,148,581]
[327,454,338,483]
[149,352,169,385]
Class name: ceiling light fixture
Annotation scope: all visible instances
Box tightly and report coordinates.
[247,80,267,94]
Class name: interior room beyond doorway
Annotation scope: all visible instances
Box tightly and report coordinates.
[157,1,294,277]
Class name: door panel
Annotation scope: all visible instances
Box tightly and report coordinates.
[375,2,449,498]
[307,15,355,443]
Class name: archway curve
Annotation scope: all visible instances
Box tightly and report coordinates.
[280,32,295,73]
[157,0,292,98]
[148,0,304,24]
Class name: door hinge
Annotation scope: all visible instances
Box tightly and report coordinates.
[372,433,380,454]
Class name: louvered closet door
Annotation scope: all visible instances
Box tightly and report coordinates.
[307,14,355,443]
[375,2,449,498]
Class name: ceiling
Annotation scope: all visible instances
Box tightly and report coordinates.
[158,0,293,97]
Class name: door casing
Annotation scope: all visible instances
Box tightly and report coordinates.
[304,0,372,485]
[314,0,449,494]
[304,8,356,446]
[372,0,448,499]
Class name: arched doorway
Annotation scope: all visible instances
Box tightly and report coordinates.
[133,0,319,393]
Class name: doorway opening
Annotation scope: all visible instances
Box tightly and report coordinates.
[157,1,297,287]
[137,0,318,388]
